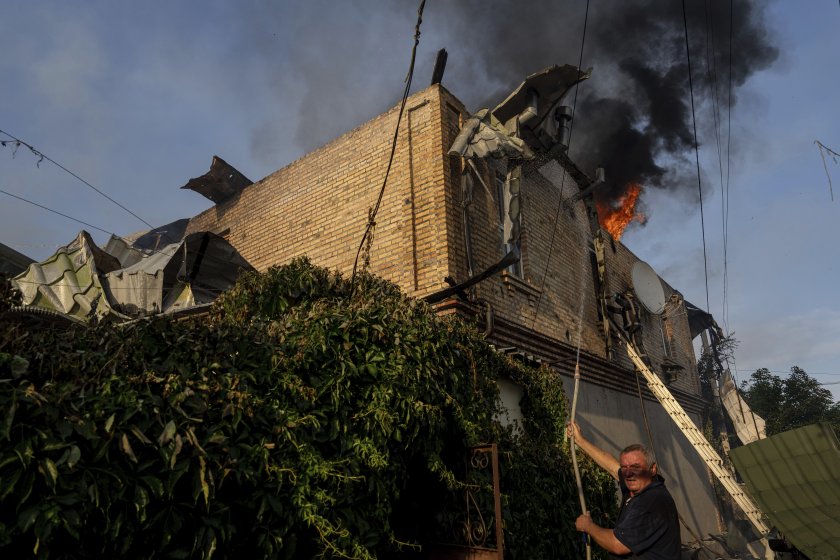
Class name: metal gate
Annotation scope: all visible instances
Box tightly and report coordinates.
[430,443,504,560]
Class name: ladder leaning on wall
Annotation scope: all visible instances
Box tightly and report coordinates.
[622,341,770,538]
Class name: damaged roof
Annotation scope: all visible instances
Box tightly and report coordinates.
[450,64,591,161]
[729,423,840,559]
[12,231,124,320]
[492,64,591,125]
[181,155,252,204]
[12,230,253,322]
[449,108,534,160]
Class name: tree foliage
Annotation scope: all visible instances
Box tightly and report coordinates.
[0,258,616,559]
[740,367,840,435]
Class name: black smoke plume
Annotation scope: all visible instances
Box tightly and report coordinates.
[430,0,778,206]
[239,1,777,209]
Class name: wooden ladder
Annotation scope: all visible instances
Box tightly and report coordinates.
[624,342,770,537]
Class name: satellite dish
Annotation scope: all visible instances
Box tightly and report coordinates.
[632,261,667,315]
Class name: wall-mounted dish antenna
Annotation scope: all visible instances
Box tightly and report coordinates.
[632,261,667,315]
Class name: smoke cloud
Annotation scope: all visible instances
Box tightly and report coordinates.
[236,0,778,210]
[431,0,778,206]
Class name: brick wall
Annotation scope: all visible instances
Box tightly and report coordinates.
[187,83,698,396]
[601,239,700,393]
[186,85,467,299]
[445,151,699,392]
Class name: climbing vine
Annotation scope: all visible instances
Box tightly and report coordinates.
[0,258,616,558]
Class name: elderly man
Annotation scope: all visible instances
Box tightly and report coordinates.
[567,421,680,559]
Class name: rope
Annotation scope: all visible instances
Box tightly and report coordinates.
[569,362,591,560]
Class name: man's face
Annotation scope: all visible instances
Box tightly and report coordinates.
[619,450,657,496]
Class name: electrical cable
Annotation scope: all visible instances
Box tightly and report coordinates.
[815,140,838,201]
[723,0,733,334]
[729,367,840,377]
[530,0,590,332]
[517,3,592,558]
[1,188,114,236]
[0,188,246,275]
[701,0,730,335]
[0,129,162,236]
[350,0,425,287]
[682,0,711,313]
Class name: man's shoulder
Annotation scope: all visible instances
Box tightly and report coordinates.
[638,478,677,507]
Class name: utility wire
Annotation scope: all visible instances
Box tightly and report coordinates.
[722,0,733,334]
[517,6,592,557]
[1,188,114,236]
[0,188,242,272]
[530,0,590,331]
[350,0,425,286]
[682,0,711,313]
[732,367,840,377]
[815,140,838,201]
[702,0,730,333]
[0,129,158,232]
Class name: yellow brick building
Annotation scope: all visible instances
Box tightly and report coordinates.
[186,82,729,544]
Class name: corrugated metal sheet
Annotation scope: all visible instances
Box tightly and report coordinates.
[491,64,591,125]
[12,230,253,322]
[104,235,149,268]
[720,370,766,444]
[729,423,840,559]
[11,231,125,320]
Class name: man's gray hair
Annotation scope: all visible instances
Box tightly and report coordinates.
[620,443,656,467]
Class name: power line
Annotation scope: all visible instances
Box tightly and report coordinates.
[1,188,114,236]
[351,0,426,286]
[734,368,840,377]
[682,0,711,313]
[815,140,838,201]
[0,128,158,231]
[723,0,733,334]
[0,188,244,272]
[530,0,590,331]
[702,0,731,335]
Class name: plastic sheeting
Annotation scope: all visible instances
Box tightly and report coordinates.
[730,423,840,559]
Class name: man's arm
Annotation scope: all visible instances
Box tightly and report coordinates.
[566,421,620,480]
[576,514,633,556]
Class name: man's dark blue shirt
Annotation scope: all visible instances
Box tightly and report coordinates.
[611,470,681,559]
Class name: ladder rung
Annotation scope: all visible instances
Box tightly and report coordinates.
[625,342,770,536]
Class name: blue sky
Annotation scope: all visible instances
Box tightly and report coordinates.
[2,1,839,398]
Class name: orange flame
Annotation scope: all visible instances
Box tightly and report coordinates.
[596,183,647,241]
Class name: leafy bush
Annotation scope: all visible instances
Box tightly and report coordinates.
[0,258,616,558]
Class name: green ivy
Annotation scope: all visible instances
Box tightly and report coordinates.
[0,257,616,558]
